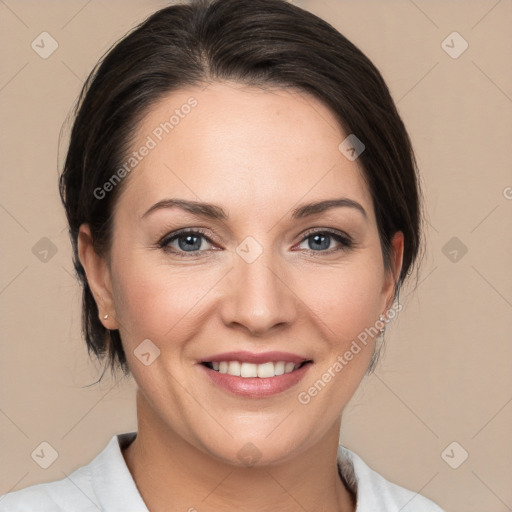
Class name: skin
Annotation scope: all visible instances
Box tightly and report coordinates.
[78,81,403,512]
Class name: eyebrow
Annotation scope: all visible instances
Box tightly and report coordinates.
[141,197,367,221]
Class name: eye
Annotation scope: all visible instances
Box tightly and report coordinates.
[159,229,216,256]
[297,229,353,253]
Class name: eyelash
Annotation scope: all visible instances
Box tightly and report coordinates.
[157,228,353,258]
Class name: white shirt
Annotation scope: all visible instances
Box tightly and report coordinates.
[0,431,445,511]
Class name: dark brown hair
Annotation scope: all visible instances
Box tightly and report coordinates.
[60,0,424,384]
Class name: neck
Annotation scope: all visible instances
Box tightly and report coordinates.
[122,390,356,512]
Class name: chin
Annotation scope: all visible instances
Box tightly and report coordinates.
[196,427,314,469]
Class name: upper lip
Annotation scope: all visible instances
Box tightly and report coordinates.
[199,351,310,364]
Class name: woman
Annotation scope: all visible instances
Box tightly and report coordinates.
[0,0,445,510]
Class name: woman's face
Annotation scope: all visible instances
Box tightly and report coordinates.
[89,81,402,465]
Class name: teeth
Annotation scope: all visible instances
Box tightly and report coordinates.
[274,361,285,375]
[241,362,258,377]
[228,361,241,376]
[257,362,274,378]
[209,360,302,378]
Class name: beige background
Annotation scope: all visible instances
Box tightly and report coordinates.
[1,0,511,510]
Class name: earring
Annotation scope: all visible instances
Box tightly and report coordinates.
[103,314,109,320]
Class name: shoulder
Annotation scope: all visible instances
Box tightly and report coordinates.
[337,445,446,512]
[0,432,143,512]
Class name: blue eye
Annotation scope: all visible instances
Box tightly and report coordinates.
[298,230,353,253]
[158,228,352,257]
[160,229,214,255]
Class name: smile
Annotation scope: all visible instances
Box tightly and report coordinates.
[198,351,313,398]
[202,360,308,378]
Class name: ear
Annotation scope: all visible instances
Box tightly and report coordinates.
[77,223,119,330]
[381,231,404,314]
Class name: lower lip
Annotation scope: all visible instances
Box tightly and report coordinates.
[199,363,312,398]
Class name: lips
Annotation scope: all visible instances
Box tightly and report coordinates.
[198,350,313,398]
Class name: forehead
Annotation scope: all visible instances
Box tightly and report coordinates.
[115,81,374,223]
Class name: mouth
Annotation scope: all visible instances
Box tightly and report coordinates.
[198,351,313,398]
[201,360,311,378]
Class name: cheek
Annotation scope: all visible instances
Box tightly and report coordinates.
[302,257,384,344]
[295,264,382,409]
[110,253,220,348]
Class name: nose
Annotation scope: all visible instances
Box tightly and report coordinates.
[218,245,299,336]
